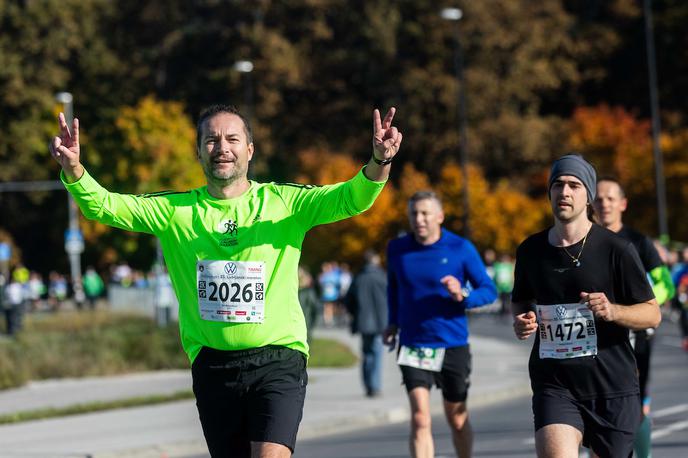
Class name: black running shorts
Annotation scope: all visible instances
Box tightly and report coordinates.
[533,390,641,458]
[399,345,471,403]
[192,345,308,457]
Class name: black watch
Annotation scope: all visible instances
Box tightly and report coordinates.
[372,155,393,165]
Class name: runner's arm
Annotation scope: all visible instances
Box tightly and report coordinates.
[583,292,661,330]
[386,246,399,329]
[383,259,399,348]
[62,168,173,235]
[511,300,533,316]
[610,299,661,330]
[462,240,498,308]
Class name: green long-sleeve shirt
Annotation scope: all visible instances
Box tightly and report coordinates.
[63,168,385,362]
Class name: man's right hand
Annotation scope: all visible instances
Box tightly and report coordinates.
[49,112,83,182]
[382,324,398,350]
[513,311,538,340]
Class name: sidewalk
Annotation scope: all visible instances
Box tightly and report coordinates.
[0,326,532,458]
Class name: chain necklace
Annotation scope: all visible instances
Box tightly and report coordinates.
[561,231,589,267]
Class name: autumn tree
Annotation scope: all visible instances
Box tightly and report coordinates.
[296,150,401,270]
[81,97,202,267]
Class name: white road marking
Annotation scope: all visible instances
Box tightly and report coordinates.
[651,419,688,439]
[653,403,688,418]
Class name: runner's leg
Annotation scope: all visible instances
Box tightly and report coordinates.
[443,400,472,458]
[535,423,582,458]
[633,330,652,458]
[408,387,434,458]
[251,441,291,458]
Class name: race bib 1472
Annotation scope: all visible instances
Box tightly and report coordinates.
[536,303,597,359]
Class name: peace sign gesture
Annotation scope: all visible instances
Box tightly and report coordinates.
[49,112,83,182]
[372,107,403,164]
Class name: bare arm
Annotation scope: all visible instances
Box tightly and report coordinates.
[511,300,533,316]
[581,292,661,330]
[364,107,402,182]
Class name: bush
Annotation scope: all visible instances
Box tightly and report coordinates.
[0,310,188,390]
[0,310,357,391]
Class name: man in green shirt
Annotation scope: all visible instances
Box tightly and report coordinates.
[82,266,105,309]
[49,104,402,458]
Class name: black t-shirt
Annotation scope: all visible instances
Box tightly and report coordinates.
[617,226,663,273]
[512,224,655,399]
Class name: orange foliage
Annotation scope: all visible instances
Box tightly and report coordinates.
[436,163,549,254]
[295,150,549,267]
[567,104,688,240]
[296,149,401,267]
[568,105,653,194]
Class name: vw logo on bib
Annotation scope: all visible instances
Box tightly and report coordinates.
[224,262,238,276]
[555,305,568,320]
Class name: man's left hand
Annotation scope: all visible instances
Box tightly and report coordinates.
[441,275,464,302]
[372,107,402,162]
[581,291,617,322]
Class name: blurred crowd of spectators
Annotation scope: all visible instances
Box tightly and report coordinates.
[4,243,688,348]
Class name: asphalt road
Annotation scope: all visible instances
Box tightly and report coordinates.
[293,313,688,458]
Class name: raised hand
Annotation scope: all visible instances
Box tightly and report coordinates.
[49,112,83,181]
[372,107,402,163]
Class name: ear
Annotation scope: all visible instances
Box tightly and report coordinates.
[247,142,254,162]
[620,197,628,213]
[438,210,445,225]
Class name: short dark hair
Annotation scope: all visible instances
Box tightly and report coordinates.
[196,104,253,148]
[597,176,625,198]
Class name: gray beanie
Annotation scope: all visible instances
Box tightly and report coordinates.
[548,154,597,203]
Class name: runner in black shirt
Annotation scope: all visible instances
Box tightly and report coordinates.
[594,177,674,458]
[512,154,660,458]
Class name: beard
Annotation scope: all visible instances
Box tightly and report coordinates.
[203,160,247,184]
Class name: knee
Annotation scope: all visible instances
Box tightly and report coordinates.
[411,410,432,432]
[448,411,469,431]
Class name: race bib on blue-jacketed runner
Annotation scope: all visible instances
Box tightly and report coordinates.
[197,260,265,323]
[397,346,446,372]
[536,303,597,359]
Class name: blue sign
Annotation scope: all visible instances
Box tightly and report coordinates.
[64,229,84,254]
[0,242,10,262]
[64,229,84,242]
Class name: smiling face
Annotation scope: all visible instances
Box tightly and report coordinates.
[408,198,444,245]
[197,112,254,185]
[549,175,589,223]
[593,180,627,231]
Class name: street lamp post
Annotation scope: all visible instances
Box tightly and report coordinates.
[55,91,85,308]
[441,8,471,238]
[643,0,669,243]
[233,60,254,123]
[233,60,255,179]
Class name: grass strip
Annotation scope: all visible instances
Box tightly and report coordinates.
[0,390,195,425]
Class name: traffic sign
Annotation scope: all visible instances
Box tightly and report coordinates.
[0,242,10,262]
[64,228,84,254]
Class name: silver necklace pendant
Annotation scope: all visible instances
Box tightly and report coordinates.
[574,259,581,267]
